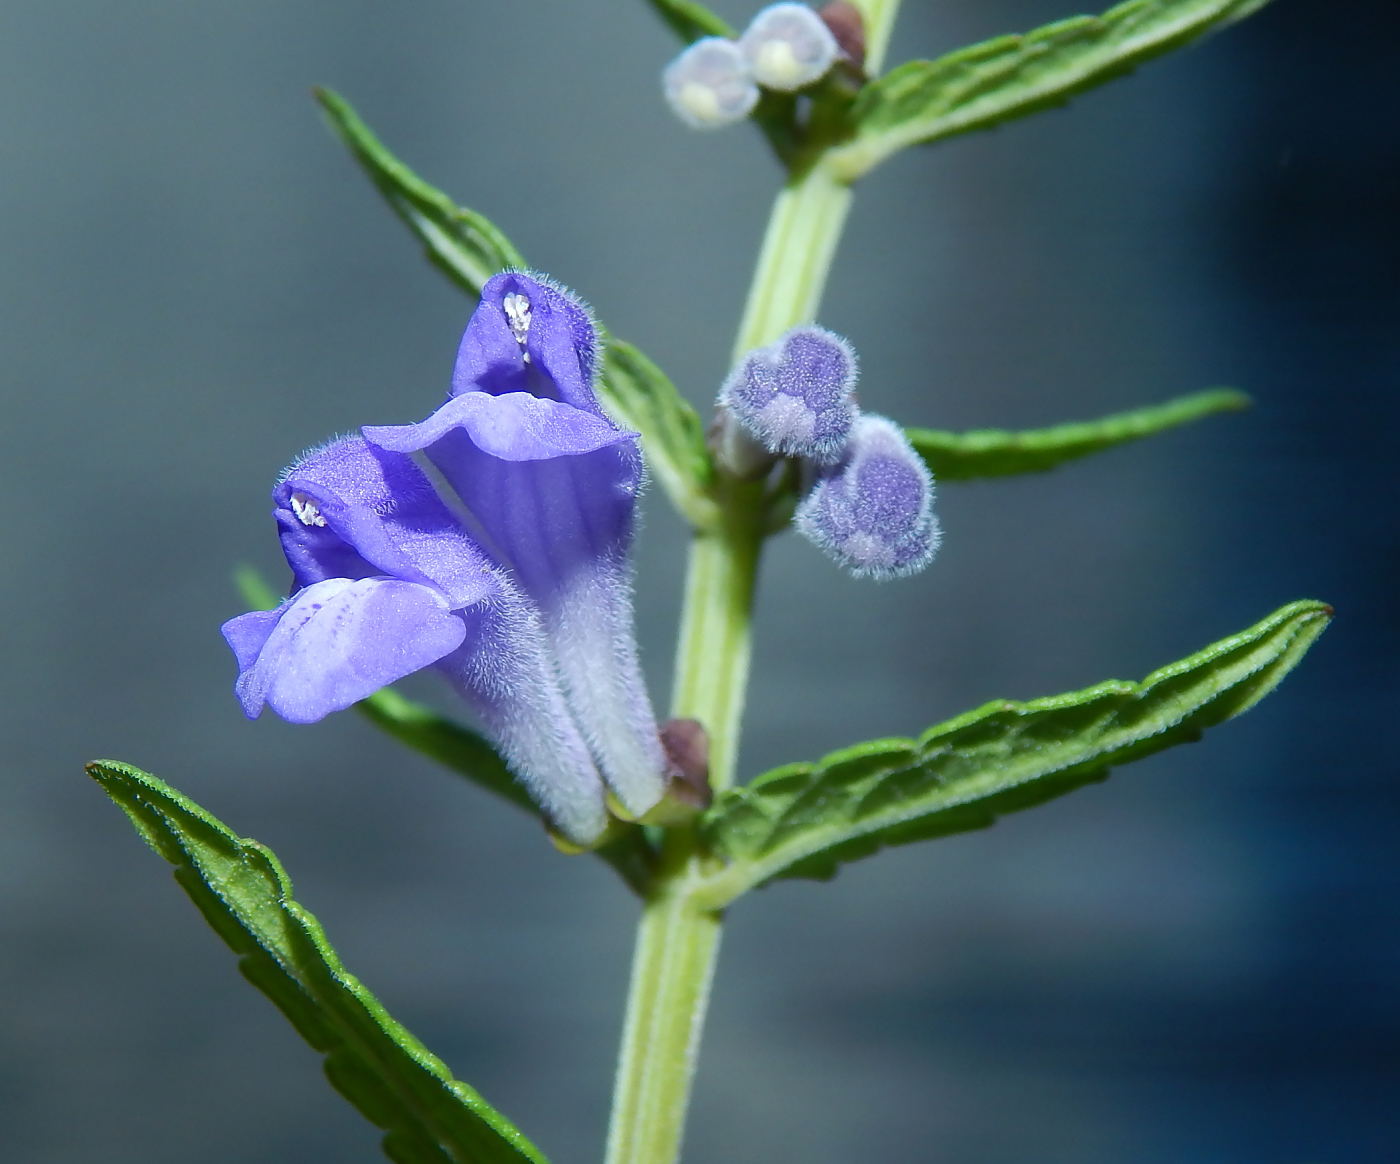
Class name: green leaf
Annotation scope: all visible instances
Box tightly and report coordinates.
[314,87,715,522]
[358,688,537,814]
[907,388,1250,481]
[234,562,282,611]
[315,87,524,294]
[599,339,716,525]
[829,0,1273,179]
[90,760,549,1164]
[644,0,736,43]
[696,600,1330,904]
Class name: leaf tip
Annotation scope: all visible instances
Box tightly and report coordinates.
[86,758,128,785]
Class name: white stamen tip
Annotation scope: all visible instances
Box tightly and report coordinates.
[290,492,327,527]
[503,293,532,345]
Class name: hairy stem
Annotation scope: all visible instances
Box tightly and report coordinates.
[603,483,761,1164]
[605,5,906,1159]
[732,163,853,359]
[603,834,722,1164]
[669,479,766,793]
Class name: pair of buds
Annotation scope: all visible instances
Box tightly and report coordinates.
[716,326,941,581]
[663,2,862,129]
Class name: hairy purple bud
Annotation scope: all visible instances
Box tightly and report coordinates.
[663,37,759,129]
[719,325,858,465]
[794,414,940,579]
[739,3,840,91]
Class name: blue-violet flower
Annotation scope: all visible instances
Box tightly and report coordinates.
[223,272,670,843]
[719,325,857,464]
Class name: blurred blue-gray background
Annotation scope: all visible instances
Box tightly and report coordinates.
[0,0,1395,1161]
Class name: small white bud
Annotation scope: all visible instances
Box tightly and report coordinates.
[739,3,839,92]
[663,37,759,130]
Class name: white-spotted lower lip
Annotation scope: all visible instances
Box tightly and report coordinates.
[290,492,327,527]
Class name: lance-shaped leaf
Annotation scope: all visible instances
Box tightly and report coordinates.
[695,600,1330,904]
[906,388,1249,481]
[600,338,716,525]
[90,760,549,1164]
[233,569,659,894]
[646,0,736,43]
[315,87,524,290]
[313,88,713,522]
[827,0,1273,180]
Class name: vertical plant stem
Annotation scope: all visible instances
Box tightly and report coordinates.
[604,482,762,1164]
[602,834,723,1164]
[732,163,853,359]
[856,0,903,75]
[669,479,766,794]
[606,6,906,1160]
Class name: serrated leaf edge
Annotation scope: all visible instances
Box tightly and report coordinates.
[696,600,1330,905]
[830,0,1274,179]
[91,760,548,1164]
[906,388,1250,480]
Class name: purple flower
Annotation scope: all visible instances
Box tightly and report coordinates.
[223,272,669,843]
[794,414,940,579]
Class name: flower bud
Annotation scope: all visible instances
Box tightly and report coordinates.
[817,1,866,74]
[739,3,840,92]
[795,414,940,579]
[719,325,858,464]
[663,37,760,129]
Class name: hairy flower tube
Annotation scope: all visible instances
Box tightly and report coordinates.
[223,272,670,843]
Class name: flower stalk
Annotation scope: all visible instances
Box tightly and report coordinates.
[604,5,909,1160]
[603,833,723,1164]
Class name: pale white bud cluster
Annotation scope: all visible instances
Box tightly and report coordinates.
[662,3,840,130]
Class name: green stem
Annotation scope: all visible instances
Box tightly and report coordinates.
[602,834,722,1164]
[603,483,761,1164]
[732,162,853,359]
[856,0,902,75]
[669,479,766,793]
[604,6,907,1160]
